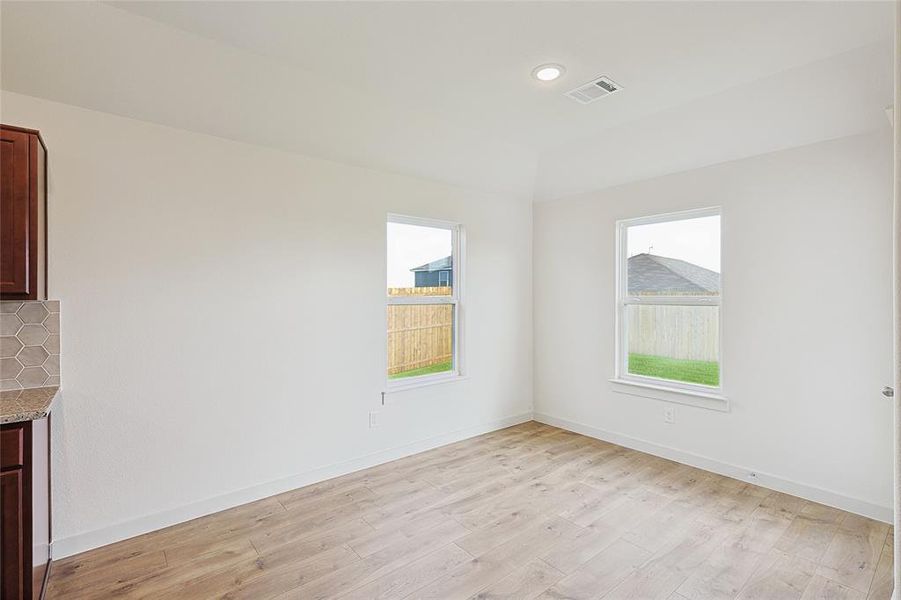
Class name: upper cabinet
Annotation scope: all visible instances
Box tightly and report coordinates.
[0,126,47,301]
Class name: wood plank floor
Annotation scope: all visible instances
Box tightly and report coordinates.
[47,422,894,599]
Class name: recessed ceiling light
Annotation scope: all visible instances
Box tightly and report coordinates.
[532,63,565,82]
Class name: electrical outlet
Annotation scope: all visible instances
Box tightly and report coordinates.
[663,407,675,424]
[369,411,379,428]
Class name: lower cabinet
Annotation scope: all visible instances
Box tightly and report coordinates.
[0,418,50,600]
[1,469,25,599]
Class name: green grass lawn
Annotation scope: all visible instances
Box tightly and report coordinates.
[628,353,719,387]
[389,360,453,380]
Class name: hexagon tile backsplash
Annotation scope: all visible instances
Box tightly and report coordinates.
[0,301,60,391]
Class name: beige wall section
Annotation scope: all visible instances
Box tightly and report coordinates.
[534,131,895,520]
[0,91,534,557]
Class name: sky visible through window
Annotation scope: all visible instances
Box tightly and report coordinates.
[387,222,452,288]
[627,215,721,273]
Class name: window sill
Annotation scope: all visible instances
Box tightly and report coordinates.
[609,378,729,412]
[387,373,468,394]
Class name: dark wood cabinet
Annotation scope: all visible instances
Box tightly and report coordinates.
[0,419,50,600]
[0,469,25,600]
[0,125,47,301]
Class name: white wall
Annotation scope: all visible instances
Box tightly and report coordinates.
[534,131,895,520]
[0,91,533,557]
[2,86,891,557]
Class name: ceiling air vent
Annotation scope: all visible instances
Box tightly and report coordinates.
[565,76,622,105]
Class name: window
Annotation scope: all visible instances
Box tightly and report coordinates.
[616,208,722,395]
[387,214,462,386]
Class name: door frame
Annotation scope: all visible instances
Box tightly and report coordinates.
[892,3,900,598]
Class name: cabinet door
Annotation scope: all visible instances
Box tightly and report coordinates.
[1,469,24,600]
[0,128,33,298]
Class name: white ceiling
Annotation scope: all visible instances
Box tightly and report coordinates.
[0,1,894,201]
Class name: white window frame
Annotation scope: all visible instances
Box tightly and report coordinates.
[386,214,465,392]
[612,206,727,409]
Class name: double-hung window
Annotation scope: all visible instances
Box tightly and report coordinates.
[616,207,722,396]
[386,214,462,388]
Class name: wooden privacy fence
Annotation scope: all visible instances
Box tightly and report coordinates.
[628,305,719,362]
[387,287,453,375]
[388,287,452,297]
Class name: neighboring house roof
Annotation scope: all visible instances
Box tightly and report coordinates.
[411,255,452,272]
[628,253,720,295]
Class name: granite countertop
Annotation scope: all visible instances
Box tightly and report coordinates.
[0,386,59,424]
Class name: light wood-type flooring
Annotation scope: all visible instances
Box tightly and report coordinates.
[47,422,894,599]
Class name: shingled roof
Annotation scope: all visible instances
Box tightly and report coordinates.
[410,255,452,273]
[628,253,720,295]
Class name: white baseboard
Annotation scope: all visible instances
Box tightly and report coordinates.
[52,409,891,559]
[51,412,533,559]
[534,412,892,524]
